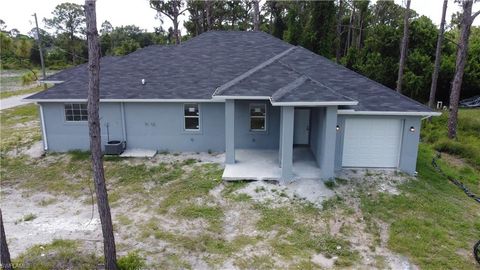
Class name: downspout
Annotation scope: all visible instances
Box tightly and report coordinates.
[39,103,48,151]
[120,102,127,147]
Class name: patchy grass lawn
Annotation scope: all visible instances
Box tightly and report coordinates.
[361,108,480,269]
[1,102,479,269]
[422,108,480,169]
[0,85,46,99]
[0,69,55,97]
[0,104,41,154]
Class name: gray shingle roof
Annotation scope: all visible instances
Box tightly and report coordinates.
[27,31,432,113]
[44,56,120,82]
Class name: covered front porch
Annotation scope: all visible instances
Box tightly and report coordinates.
[223,99,339,182]
[222,147,322,181]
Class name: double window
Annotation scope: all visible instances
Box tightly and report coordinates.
[250,103,266,131]
[64,103,88,122]
[184,103,200,131]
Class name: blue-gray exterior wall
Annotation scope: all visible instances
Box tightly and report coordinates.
[309,107,337,179]
[234,100,280,149]
[309,107,325,167]
[398,117,422,174]
[40,102,226,152]
[334,115,422,175]
[123,102,225,152]
[225,100,235,163]
[40,100,423,176]
[40,102,123,151]
[279,106,295,182]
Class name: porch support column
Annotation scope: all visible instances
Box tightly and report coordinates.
[225,99,235,164]
[279,106,294,182]
[320,106,338,180]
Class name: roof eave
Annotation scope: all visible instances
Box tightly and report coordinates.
[24,98,222,103]
[270,100,359,107]
[338,109,442,116]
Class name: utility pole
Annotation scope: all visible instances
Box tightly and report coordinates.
[33,13,47,88]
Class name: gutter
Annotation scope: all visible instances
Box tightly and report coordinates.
[39,104,48,151]
[338,109,442,117]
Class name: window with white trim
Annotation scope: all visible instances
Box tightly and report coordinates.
[184,103,200,131]
[250,103,266,131]
[64,103,88,121]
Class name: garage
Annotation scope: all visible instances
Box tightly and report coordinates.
[342,118,403,168]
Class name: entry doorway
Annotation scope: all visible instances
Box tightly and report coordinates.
[294,108,310,145]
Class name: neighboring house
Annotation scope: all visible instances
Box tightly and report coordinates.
[26,31,439,182]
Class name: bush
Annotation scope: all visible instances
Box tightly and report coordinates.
[433,138,478,166]
[21,71,37,85]
[117,252,146,270]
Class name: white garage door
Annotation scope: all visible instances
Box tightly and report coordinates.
[342,118,403,168]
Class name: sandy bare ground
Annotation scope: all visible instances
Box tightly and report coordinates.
[1,148,419,269]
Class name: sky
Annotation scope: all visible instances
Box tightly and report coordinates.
[0,0,479,36]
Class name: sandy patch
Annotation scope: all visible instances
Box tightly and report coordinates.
[234,179,334,207]
[1,187,102,257]
[336,169,414,195]
[331,169,419,270]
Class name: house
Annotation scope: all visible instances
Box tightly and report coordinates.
[26,31,439,182]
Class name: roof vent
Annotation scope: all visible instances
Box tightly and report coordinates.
[141,79,146,85]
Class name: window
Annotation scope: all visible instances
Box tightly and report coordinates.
[184,103,200,131]
[64,103,88,121]
[250,103,266,131]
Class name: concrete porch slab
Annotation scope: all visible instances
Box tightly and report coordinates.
[119,148,157,158]
[222,147,322,181]
[222,149,281,181]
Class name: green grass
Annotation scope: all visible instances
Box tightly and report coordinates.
[0,85,45,99]
[255,204,359,265]
[1,155,92,198]
[14,239,100,270]
[116,214,134,226]
[117,252,146,270]
[391,109,480,268]
[157,163,222,211]
[0,104,41,153]
[422,109,480,168]
[360,144,480,269]
[175,204,224,232]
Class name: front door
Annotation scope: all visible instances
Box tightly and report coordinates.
[294,109,310,145]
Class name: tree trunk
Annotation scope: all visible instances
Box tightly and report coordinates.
[448,0,477,139]
[356,8,364,49]
[173,17,180,44]
[345,5,355,55]
[428,0,448,109]
[253,0,260,31]
[396,0,411,93]
[206,0,212,31]
[84,1,118,269]
[0,209,13,270]
[335,0,343,63]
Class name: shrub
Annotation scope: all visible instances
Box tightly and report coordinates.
[117,252,146,270]
[21,71,37,85]
[434,139,475,160]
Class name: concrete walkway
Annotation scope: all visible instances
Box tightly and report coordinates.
[0,94,33,110]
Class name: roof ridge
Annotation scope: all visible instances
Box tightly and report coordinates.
[276,57,356,102]
[271,75,308,101]
[213,46,296,96]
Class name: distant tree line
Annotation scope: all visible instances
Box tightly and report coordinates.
[157,0,480,105]
[1,0,479,104]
